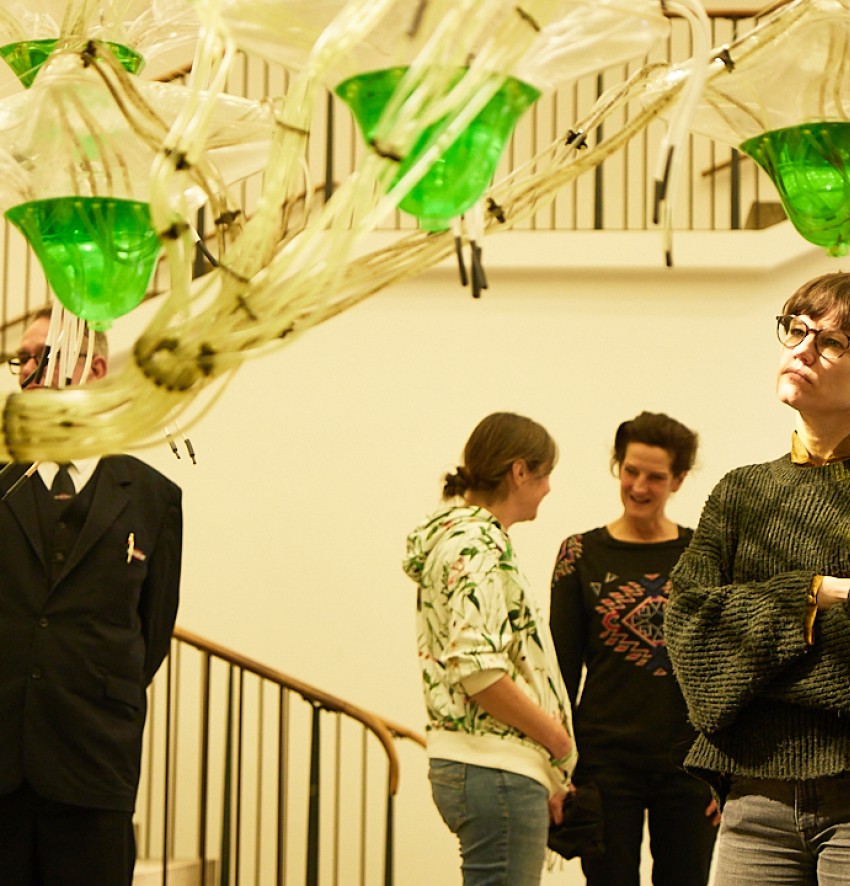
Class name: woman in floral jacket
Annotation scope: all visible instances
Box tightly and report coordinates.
[403,412,575,886]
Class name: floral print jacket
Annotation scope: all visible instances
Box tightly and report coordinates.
[403,505,575,791]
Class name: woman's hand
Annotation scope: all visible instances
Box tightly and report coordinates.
[705,797,721,827]
[549,790,566,825]
[818,576,850,610]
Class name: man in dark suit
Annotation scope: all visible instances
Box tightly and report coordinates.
[0,309,183,884]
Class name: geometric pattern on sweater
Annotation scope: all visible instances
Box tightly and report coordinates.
[597,572,672,675]
[550,524,695,764]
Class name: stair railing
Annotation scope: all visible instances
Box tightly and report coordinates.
[135,627,425,886]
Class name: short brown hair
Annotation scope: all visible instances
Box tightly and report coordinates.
[611,411,698,478]
[782,272,850,329]
[442,412,557,501]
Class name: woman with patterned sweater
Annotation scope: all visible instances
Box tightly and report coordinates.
[403,412,575,886]
[667,271,850,885]
[550,412,718,886]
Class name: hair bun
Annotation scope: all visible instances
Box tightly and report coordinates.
[442,466,472,499]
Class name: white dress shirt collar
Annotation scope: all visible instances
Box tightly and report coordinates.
[38,457,99,493]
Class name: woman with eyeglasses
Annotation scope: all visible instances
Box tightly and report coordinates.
[666,271,850,884]
[549,411,718,886]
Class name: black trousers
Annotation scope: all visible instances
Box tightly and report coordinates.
[0,782,135,885]
[577,762,717,886]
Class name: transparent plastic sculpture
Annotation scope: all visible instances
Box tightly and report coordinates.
[0,0,718,461]
[6,196,161,330]
[0,0,198,90]
[209,0,347,72]
[329,0,670,232]
[335,68,540,232]
[0,45,275,329]
[646,0,850,256]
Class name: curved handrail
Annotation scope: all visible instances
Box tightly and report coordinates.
[172,626,425,795]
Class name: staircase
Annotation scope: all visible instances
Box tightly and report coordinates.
[134,627,424,886]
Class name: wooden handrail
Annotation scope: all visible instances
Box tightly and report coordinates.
[172,626,426,795]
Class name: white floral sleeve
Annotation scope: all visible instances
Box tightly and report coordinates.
[441,544,515,684]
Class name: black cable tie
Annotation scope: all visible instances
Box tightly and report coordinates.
[215,210,242,226]
[486,198,506,225]
[161,221,190,240]
[80,40,98,67]
[565,130,587,150]
[715,47,735,72]
[470,242,488,299]
[194,236,220,268]
[454,236,469,288]
[369,139,402,162]
[652,146,674,226]
[515,7,541,31]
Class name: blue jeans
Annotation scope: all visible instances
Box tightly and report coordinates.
[713,775,850,885]
[428,759,549,886]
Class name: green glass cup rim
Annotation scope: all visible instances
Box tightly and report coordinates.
[0,37,146,84]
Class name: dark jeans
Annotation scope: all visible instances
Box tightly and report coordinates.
[577,762,717,886]
[0,781,136,885]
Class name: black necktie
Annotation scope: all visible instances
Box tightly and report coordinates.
[51,463,75,501]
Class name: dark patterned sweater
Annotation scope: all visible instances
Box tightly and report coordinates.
[667,455,850,791]
[550,526,696,771]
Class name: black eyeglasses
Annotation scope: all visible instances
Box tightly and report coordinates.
[7,348,88,376]
[776,315,850,361]
[7,349,44,376]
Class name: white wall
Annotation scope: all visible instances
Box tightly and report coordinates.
[90,227,847,883]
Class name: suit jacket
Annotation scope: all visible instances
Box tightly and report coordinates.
[0,455,182,812]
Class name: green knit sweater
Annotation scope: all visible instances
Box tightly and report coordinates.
[666,454,850,792]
